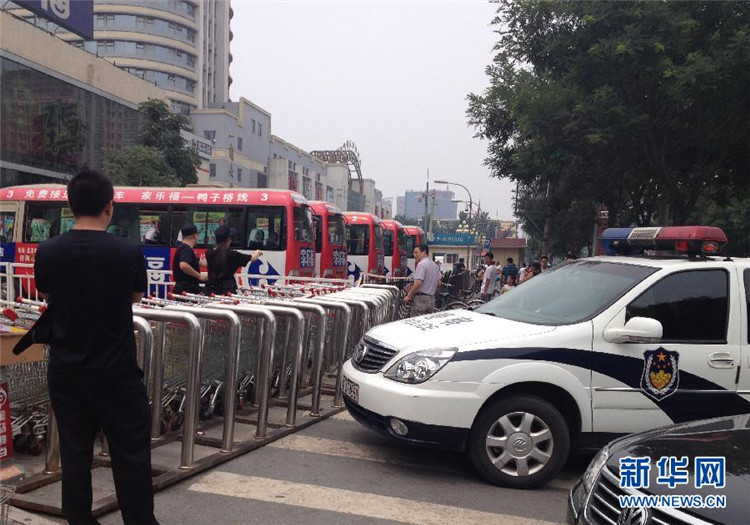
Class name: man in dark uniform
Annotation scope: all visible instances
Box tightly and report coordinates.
[172,224,206,294]
[34,169,158,524]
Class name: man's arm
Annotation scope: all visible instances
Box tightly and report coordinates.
[179,261,204,280]
[404,279,423,303]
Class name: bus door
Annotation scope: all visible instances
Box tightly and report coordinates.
[346,219,370,282]
[327,212,347,279]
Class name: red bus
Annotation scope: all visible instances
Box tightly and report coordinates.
[381,219,408,278]
[343,212,384,282]
[403,225,425,276]
[309,201,347,279]
[0,185,315,294]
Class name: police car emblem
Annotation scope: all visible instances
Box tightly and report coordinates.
[641,348,679,401]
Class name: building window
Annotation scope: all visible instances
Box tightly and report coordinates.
[209,164,216,178]
[288,160,293,169]
[237,137,243,151]
[203,130,216,140]
[237,168,242,182]
[258,123,263,137]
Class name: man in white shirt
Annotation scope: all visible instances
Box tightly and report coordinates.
[480,252,497,302]
[404,244,440,317]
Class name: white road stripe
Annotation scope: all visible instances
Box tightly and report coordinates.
[266,434,464,473]
[189,471,563,525]
[266,434,577,491]
[331,411,355,422]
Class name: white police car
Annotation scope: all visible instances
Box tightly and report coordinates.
[341,226,750,488]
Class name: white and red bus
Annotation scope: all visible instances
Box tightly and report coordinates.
[380,219,408,278]
[0,185,315,294]
[309,201,347,279]
[343,212,384,282]
[402,225,425,276]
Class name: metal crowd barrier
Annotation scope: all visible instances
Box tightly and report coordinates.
[2,275,401,519]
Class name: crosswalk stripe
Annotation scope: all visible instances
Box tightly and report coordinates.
[189,471,563,525]
[266,432,577,491]
[331,411,355,422]
[266,434,464,473]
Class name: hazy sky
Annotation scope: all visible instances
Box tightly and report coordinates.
[230,0,515,220]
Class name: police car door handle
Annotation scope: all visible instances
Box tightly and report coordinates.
[708,352,734,369]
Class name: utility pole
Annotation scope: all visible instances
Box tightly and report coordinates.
[423,169,430,235]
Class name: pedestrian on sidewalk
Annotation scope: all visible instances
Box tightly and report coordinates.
[404,244,440,316]
[501,257,518,284]
[480,252,497,302]
[34,169,158,525]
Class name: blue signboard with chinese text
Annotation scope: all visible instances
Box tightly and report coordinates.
[15,0,94,40]
[430,233,476,246]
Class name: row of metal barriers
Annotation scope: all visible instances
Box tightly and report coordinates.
[0,282,400,518]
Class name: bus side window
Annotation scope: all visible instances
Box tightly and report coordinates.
[171,208,189,245]
[0,212,16,243]
[25,203,63,242]
[108,203,139,241]
[137,206,170,245]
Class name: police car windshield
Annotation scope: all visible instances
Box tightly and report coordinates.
[476,261,658,325]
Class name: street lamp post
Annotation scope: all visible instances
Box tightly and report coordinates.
[437,180,474,268]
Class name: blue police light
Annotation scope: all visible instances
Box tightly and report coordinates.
[599,228,634,255]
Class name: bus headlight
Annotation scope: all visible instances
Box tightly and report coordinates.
[384,348,457,384]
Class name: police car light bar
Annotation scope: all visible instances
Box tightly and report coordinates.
[600,226,727,256]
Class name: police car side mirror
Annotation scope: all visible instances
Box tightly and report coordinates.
[603,317,663,344]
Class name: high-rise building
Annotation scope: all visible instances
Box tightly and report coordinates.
[403,189,456,221]
[5,0,232,115]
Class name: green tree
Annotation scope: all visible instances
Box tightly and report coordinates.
[107,145,178,187]
[105,99,199,186]
[468,1,750,254]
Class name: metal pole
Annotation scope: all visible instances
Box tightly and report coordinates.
[300,298,351,408]
[260,300,327,417]
[361,284,400,321]
[211,304,277,438]
[133,308,202,469]
[164,306,241,452]
[149,321,166,441]
[307,297,367,408]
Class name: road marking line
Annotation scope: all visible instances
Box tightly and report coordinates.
[266,434,464,473]
[332,411,355,422]
[189,471,563,525]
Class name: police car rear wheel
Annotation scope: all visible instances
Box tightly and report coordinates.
[469,396,570,489]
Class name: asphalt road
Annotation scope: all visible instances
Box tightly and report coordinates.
[81,410,591,525]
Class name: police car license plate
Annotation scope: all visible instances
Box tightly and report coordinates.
[342,377,359,403]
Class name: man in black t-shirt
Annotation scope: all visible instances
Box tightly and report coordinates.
[34,170,158,524]
[172,224,206,294]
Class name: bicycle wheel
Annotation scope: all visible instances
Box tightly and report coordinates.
[466,299,485,311]
[445,301,469,310]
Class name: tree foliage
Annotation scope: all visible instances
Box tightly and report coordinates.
[105,99,199,187]
[468,1,750,255]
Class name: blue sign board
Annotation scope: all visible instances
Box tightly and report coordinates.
[430,233,476,246]
[16,0,94,40]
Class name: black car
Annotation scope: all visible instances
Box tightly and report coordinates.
[568,413,750,525]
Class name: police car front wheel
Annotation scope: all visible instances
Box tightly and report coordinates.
[468,396,570,489]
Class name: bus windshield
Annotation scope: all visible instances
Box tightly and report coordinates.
[397,228,408,254]
[328,214,345,246]
[373,224,384,252]
[293,206,313,243]
[347,224,369,255]
[383,229,394,256]
[405,235,417,257]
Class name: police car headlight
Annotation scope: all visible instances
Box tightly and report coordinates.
[582,446,609,493]
[383,348,457,384]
